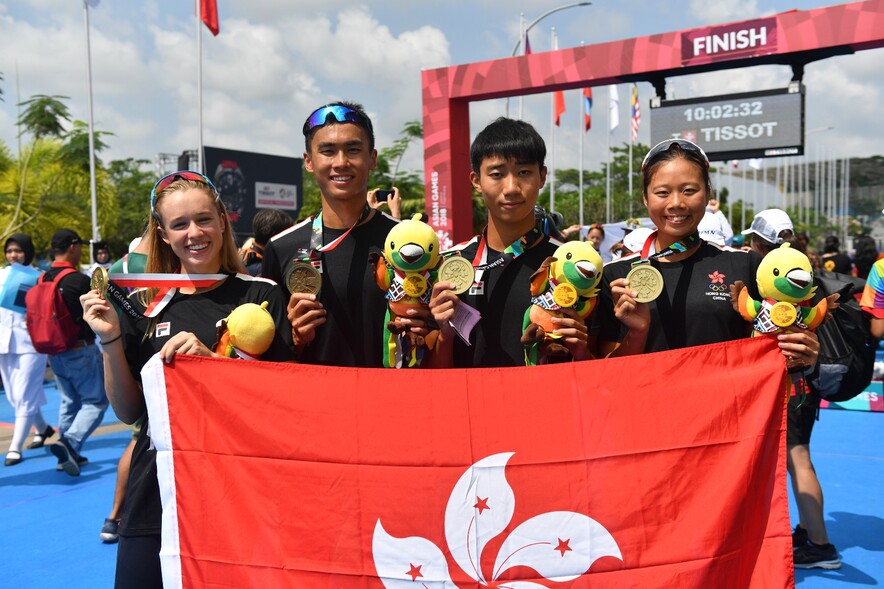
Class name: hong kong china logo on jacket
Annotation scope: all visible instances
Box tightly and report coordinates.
[372,452,622,587]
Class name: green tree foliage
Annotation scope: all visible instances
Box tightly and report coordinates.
[538,142,648,226]
[1,94,115,262]
[17,95,71,139]
[58,119,113,171]
[105,158,155,256]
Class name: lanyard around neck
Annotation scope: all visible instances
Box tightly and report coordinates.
[471,223,545,285]
[307,204,372,261]
[636,231,700,266]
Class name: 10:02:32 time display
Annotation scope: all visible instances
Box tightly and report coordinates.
[684,101,763,121]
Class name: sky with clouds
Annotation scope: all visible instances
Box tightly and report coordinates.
[1,0,881,177]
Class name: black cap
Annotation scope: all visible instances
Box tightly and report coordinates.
[51,228,83,252]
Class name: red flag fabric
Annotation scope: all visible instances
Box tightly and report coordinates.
[143,336,793,588]
[200,0,219,36]
[554,91,566,127]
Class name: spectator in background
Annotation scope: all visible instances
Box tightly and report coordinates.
[241,209,294,276]
[852,234,881,280]
[697,198,733,246]
[86,241,112,278]
[1,233,54,467]
[587,224,605,250]
[820,235,852,274]
[861,258,884,339]
[367,186,402,220]
[45,228,108,477]
[744,208,840,570]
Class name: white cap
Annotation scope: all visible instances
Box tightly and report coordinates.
[623,227,654,254]
[741,209,793,245]
[697,211,726,246]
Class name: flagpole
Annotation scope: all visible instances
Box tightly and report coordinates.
[196,0,204,173]
[578,85,584,227]
[83,0,99,245]
[518,13,526,120]
[741,163,746,230]
[549,28,557,214]
[606,106,611,223]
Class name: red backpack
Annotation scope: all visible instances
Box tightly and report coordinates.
[25,268,81,354]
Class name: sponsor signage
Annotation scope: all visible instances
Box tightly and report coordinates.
[203,146,303,240]
[650,86,804,161]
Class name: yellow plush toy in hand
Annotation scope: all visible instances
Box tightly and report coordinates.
[521,241,603,365]
[214,301,276,360]
[734,242,830,334]
[372,214,441,368]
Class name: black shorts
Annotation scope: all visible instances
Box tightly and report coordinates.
[787,389,821,446]
[115,534,162,589]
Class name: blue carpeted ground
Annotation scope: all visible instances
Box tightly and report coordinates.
[1,384,881,587]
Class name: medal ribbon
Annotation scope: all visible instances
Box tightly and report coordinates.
[306,205,372,264]
[634,231,701,267]
[108,272,228,318]
[471,222,546,285]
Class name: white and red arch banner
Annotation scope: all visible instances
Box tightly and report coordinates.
[143,336,793,588]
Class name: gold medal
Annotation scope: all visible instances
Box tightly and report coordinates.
[286,261,322,295]
[91,266,108,299]
[402,274,428,298]
[770,301,798,327]
[438,256,475,295]
[552,283,578,308]
[626,264,664,303]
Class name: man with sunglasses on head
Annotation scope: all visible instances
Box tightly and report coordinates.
[262,102,404,367]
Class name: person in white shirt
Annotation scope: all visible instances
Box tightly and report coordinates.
[0,233,54,466]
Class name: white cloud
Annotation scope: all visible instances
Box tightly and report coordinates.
[688,0,761,24]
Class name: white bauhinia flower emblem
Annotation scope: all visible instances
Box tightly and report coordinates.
[372,453,621,588]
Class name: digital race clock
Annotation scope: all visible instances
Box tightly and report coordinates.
[649,86,804,161]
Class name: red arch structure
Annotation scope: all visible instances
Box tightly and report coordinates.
[421,0,884,249]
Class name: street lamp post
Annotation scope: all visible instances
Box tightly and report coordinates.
[504,2,591,119]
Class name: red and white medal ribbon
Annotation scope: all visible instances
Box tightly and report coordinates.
[108,273,227,318]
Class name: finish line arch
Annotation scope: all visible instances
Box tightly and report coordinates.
[421,0,884,248]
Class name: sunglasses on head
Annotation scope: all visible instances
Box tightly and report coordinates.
[641,139,710,171]
[150,171,219,221]
[302,104,373,137]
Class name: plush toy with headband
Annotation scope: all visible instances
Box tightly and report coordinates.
[520,241,603,366]
[371,214,441,368]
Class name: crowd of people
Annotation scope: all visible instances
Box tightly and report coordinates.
[1,101,883,587]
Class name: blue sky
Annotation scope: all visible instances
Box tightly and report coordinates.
[1,0,881,177]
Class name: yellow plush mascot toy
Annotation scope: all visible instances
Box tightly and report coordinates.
[213,301,276,360]
[372,214,441,368]
[521,241,603,366]
[735,242,829,335]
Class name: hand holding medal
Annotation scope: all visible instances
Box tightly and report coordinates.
[91,266,109,299]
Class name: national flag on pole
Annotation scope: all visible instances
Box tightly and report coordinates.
[524,32,532,55]
[554,91,566,127]
[630,83,641,143]
[85,0,100,7]
[144,337,793,588]
[583,87,593,131]
[609,85,619,132]
[200,0,219,36]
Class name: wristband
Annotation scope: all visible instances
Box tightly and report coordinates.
[100,333,122,346]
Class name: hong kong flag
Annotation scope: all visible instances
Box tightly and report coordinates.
[143,336,793,588]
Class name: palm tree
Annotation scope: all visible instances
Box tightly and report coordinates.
[1,95,115,255]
